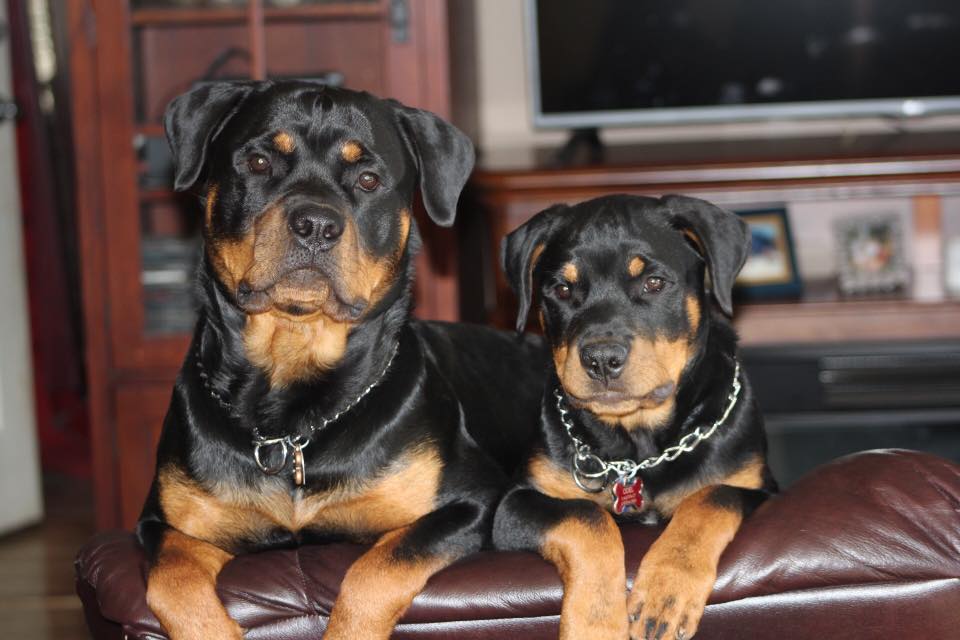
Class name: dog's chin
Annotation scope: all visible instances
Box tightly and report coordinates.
[567,382,676,418]
[236,269,368,323]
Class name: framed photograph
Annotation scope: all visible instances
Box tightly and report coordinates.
[834,214,910,296]
[733,207,802,300]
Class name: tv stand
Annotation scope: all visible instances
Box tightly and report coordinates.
[554,127,604,166]
[464,132,960,345]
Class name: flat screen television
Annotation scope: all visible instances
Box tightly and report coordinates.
[527,0,960,128]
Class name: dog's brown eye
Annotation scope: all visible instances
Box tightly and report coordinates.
[247,154,271,174]
[358,172,380,191]
[555,283,572,300]
[644,276,665,294]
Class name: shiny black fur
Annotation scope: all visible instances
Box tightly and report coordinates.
[494,194,777,552]
[136,81,546,566]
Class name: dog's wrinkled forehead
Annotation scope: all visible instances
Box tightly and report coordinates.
[217,85,407,167]
[550,200,698,274]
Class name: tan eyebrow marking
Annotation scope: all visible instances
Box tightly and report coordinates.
[273,132,295,154]
[341,141,363,163]
[562,262,579,283]
[628,256,645,277]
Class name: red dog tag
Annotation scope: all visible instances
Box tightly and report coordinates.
[611,476,643,514]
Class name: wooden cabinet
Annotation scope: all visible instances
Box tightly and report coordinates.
[68,0,459,528]
[463,134,960,345]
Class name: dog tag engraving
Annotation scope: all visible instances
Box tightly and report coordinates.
[612,476,643,514]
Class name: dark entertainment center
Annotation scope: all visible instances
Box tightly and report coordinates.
[460,132,960,484]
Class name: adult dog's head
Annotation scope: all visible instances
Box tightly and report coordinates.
[165,81,473,385]
[503,195,749,430]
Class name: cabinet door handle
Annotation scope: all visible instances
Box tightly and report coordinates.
[0,98,17,123]
[390,0,409,43]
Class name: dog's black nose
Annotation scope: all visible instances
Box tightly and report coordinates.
[289,206,344,250]
[579,341,629,382]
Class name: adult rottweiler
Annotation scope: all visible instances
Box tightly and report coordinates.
[137,80,545,639]
[494,195,777,640]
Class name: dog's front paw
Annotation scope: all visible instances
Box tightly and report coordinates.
[626,560,714,640]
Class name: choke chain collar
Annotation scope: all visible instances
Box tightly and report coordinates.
[196,340,400,486]
[555,359,741,497]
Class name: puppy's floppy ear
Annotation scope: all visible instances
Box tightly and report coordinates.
[501,204,567,332]
[662,194,749,316]
[393,105,475,227]
[164,82,256,191]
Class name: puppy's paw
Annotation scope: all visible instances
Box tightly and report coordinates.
[626,561,714,640]
[557,583,630,640]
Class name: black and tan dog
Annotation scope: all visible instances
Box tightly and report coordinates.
[494,194,777,640]
[137,80,545,639]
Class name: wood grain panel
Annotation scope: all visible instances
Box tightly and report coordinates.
[115,384,171,529]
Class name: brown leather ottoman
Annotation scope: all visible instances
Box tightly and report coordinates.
[75,449,960,639]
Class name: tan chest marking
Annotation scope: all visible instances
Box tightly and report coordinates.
[159,447,442,547]
[244,311,352,388]
[528,454,611,508]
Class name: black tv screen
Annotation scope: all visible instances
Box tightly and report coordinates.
[528,0,960,127]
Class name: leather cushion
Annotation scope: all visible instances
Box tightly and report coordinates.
[75,449,960,638]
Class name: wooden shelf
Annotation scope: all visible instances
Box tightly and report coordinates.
[466,135,960,346]
[734,298,960,346]
[131,2,385,27]
[139,187,177,202]
[135,123,165,138]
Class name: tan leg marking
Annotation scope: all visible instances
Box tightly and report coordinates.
[543,514,629,640]
[146,529,241,640]
[652,455,765,518]
[324,527,451,640]
[628,459,766,640]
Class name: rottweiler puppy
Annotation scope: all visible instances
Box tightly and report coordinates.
[494,194,777,640]
[137,80,545,639]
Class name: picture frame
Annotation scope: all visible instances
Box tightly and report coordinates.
[733,207,803,300]
[834,214,910,296]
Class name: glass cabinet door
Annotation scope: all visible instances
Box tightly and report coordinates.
[100,0,388,370]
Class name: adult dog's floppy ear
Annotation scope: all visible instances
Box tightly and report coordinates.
[501,204,567,332]
[164,82,256,191]
[662,194,749,316]
[393,105,475,227]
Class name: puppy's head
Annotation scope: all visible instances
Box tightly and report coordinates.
[503,195,748,430]
[165,81,474,323]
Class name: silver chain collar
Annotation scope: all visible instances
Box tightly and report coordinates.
[556,359,741,493]
[196,340,400,485]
